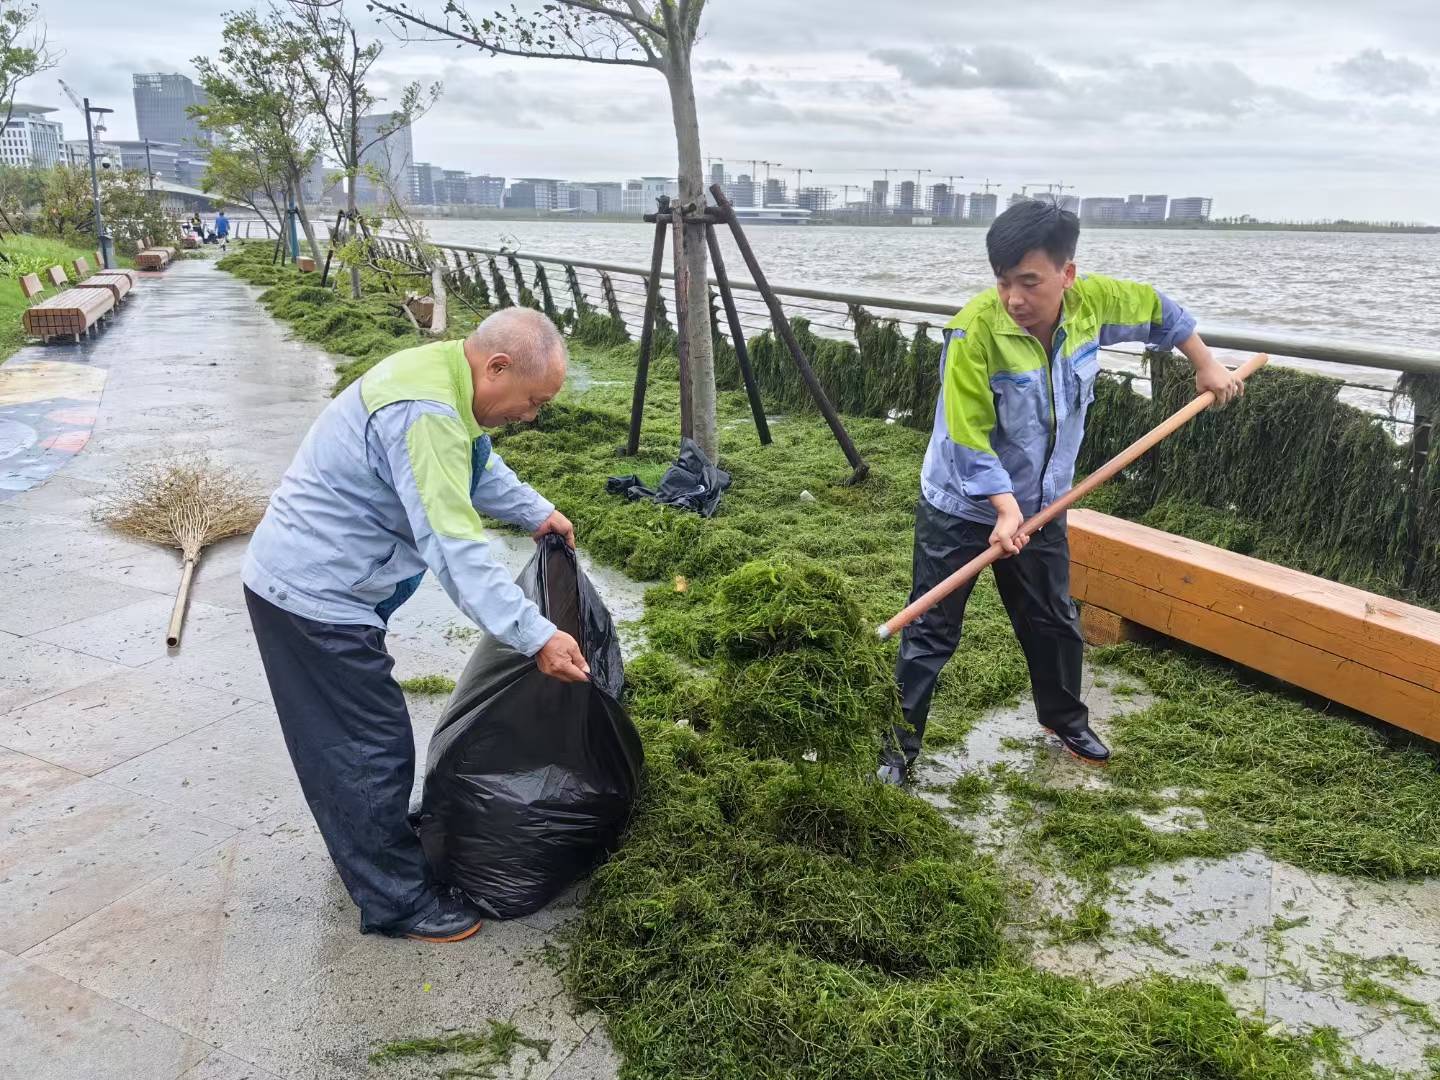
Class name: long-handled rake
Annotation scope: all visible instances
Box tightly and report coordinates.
[877,352,1270,640]
[96,455,267,647]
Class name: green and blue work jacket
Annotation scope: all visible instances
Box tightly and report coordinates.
[243,339,557,655]
[920,275,1196,526]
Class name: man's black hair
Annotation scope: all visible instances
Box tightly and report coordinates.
[986,200,1080,275]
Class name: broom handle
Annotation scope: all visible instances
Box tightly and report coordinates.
[876,352,1270,641]
[167,558,198,647]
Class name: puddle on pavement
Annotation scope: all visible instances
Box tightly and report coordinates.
[917,667,1440,1075]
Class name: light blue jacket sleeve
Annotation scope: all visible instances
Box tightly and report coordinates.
[368,401,556,656]
[471,449,554,531]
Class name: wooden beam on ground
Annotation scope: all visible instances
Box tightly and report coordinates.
[1069,508,1440,742]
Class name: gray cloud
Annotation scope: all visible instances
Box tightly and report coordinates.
[30,0,1440,222]
[1335,48,1432,96]
[871,46,1063,90]
[717,78,779,101]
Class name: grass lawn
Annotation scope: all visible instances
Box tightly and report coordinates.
[0,234,133,362]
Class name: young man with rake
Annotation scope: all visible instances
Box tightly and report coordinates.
[243,307,590,942]
[880,201,1242,784]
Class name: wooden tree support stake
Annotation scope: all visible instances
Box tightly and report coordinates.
[710,183,868,483]
[626,199,673,456]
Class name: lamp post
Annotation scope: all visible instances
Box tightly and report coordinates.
[143,138,153,193]
[81,97,115,268]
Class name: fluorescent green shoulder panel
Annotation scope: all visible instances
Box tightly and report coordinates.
[405,412,487,542]
[1074,274,1162,328]
[360,339,480,440]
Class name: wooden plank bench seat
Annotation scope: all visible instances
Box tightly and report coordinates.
[22,286,115,342]
[135,248,173,271]
[1068,509,1440,742]
[74,271,134,305]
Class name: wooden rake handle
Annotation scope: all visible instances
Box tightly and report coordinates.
[166,558,198,648]
[876,352,1270,641]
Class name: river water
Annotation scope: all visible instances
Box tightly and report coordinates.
[423,219,1437,415]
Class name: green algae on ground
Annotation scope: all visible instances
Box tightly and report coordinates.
[398,675,456,696]
[218,236,1440,1080]
[370,1019,551,1077]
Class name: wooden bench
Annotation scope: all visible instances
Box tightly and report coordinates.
[182,234,201,249]
[75,271,134,305]
[46,264,68,287]
[21,286,115,342]
[135,247,175,271]
[1069,509,1440,741]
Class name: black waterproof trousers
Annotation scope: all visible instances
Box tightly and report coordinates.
[886,499,1088,767]
[245,587,435,933]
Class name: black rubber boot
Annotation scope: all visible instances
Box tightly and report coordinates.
[1042,724,1111,765]
[399,892,485,943]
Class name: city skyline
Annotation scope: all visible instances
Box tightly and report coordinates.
[41,0,1440,223]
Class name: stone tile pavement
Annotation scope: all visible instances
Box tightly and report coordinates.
[0,259,623,1080]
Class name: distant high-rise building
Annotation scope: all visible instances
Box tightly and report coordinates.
[302,157,341,207]
[133,73,211,151]
[1125,194,1167,222]
[437,169,469,204]
[2,103,62,168]
[618,175,678,214]
[1080,196,1128,224]
[967,192,998,222]
[796,187,832,213]
[871,179,889,209]
[1168,196,1212,222]
[709,162,726,187]
[506,177,562,211]
[589,181,623,214]
[725,173,756,208]
[410,162,438,204]
[467,174,505,208]
[927,183,962,218]
[763,177,786,206]
[1007,191,1029,208]
[354,113,414,206]
[897,181,917,211]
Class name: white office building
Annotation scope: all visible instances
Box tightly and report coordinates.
[3,104,63,168]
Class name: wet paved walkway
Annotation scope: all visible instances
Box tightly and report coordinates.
[0,259,623,1080]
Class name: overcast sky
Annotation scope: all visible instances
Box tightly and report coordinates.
[45,0,1440,222]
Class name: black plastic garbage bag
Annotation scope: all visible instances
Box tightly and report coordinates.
[416,536,644,919]
[605,437,731,517]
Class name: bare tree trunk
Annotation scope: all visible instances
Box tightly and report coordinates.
[428,261,447,336]
[292,175,321,262]
[666,53,717,462]
[347,110,362,299]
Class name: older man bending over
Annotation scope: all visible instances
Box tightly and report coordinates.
[243,308,588,943]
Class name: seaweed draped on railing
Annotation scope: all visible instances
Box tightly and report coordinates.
[426,240,1440,609]
[1080,355,1440,606]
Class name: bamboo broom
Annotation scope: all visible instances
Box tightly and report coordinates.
[877,353,1270,641]
[96,455,267,647]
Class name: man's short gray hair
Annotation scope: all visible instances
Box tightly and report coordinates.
[468,307,568,381]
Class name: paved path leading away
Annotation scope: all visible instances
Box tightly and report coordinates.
[0,258,623,1080]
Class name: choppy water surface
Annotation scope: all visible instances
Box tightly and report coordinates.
[426,219,1436,414]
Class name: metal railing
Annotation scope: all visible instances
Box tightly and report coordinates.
[376,235,1438,424]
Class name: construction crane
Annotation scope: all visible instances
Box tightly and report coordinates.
[791,167,812,203]
[58,79,109,139]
